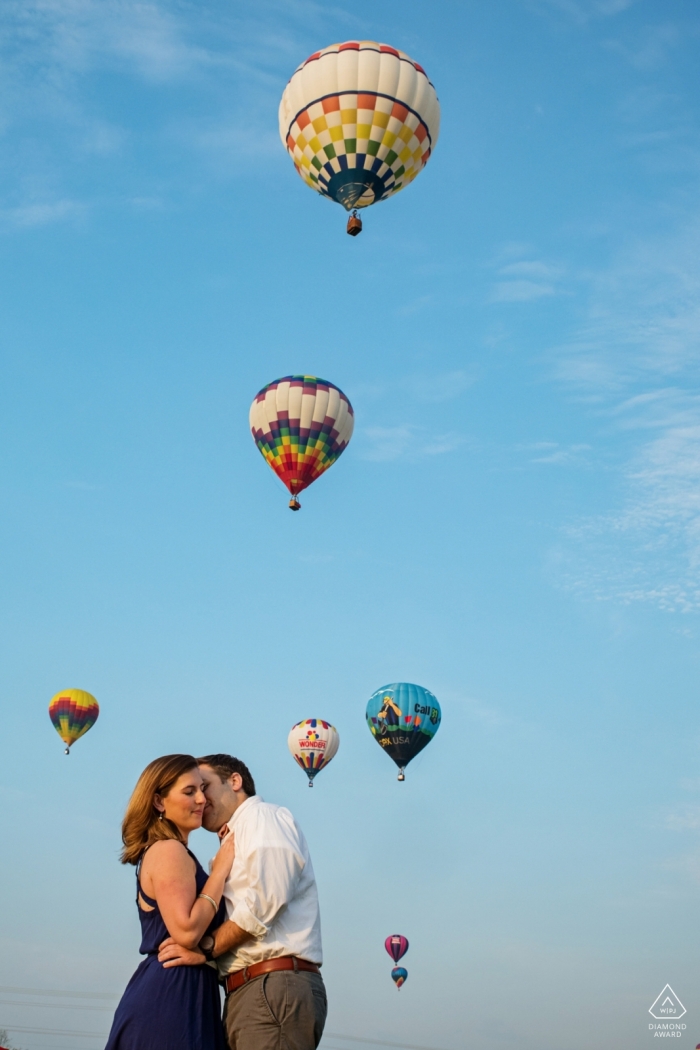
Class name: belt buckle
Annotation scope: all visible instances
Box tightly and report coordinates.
[242,967,250,984]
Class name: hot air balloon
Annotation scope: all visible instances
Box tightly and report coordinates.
[366,683,440,781]
[385,934,409,963]
[279,41,440,235]
[288,719,339,786]
[250,375,354,510]
[48,688,99,754]
[391,967,407,989]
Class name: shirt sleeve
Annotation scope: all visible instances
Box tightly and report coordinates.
[230,815,306,937]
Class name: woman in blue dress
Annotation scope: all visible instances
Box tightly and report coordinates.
[105,754,234,1050]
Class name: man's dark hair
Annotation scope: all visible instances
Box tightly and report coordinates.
[197,754,256,797]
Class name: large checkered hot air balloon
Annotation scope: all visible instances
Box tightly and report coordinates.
[279,41,440,235]
[250,375,354,511]
[48,688,99,754]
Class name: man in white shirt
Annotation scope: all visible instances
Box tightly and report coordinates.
[158,753,326,1050]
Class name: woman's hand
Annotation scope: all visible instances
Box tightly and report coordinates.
[158,936,206,968]
[210,830,235,880]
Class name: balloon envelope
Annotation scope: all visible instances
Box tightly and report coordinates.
[391,967,407,989]
[288,719,339,785]
[250,376,354,502]
[385,935,409,963]
[279,41,440,213]
[366,683,441,776]
[49,689,99,753]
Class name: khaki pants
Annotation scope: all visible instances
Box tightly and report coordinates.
[223,971,327,1050]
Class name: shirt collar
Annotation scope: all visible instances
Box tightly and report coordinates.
[228,794,262,830]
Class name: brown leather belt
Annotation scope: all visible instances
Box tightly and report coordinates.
[225,956,320,994]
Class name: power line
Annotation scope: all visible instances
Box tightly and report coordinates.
[0,1022,450,1050]
[0,999,112,1012]
[0,1023,107,1037]
[326,1034,450,1050]
[1,998,451,1050]
[0,987,118,1001]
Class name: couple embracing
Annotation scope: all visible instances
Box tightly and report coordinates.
[105,753,326,1050]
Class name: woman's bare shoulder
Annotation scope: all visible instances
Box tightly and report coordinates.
[142,839,192,874]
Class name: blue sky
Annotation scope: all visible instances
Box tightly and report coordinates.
[1,1,700,1048]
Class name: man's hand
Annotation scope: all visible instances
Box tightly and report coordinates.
[158,936,206,968]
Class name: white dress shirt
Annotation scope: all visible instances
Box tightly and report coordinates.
[216,795,323,976]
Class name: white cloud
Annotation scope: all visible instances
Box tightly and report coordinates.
[1,198,85,225]
[529,0,638,26]
[0,0,214,82]
[360,425,464,463]
[397,294,434,316]
[422,433,464,456]
[554,221,700,390]
[362,426,415,462]
[499,260,561,280]
[490,253,563,303]
[523,442,592,465]
[175,120,281,170]
[0,0,349,216]
[491,280,557,303]
[666,807,700,831]
[554,392,700,610]
[352,370,477,405]
[603,22,681,71]
[545,212,700,611]
[399,370,476,403]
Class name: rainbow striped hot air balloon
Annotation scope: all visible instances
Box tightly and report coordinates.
[250,376,354,510]
[288,719,339,786]
[48,689,99,754]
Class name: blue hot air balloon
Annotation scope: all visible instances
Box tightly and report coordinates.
[366,682,441,781]
[391,967,408,989]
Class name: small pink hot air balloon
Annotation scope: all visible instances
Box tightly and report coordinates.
[385,934,409,964]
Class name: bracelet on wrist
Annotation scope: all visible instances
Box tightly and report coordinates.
[198,893,218,913]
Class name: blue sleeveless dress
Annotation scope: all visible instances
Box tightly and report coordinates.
[105,848,227,1050]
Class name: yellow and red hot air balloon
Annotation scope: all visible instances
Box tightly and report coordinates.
[250,375,354,510]
[279,40,441,234]
[49,689,99,754]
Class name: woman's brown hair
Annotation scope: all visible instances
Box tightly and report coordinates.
[121,754,198,865]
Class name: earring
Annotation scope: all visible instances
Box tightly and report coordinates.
[158,812,164,821]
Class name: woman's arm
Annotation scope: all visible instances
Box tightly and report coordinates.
[157,919,251,968]
[141,835,235,949]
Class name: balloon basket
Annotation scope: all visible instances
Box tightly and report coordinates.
[346,211,362,236]
[64,747,70,755]
[289,498,301,511]
[397,769,405,782]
